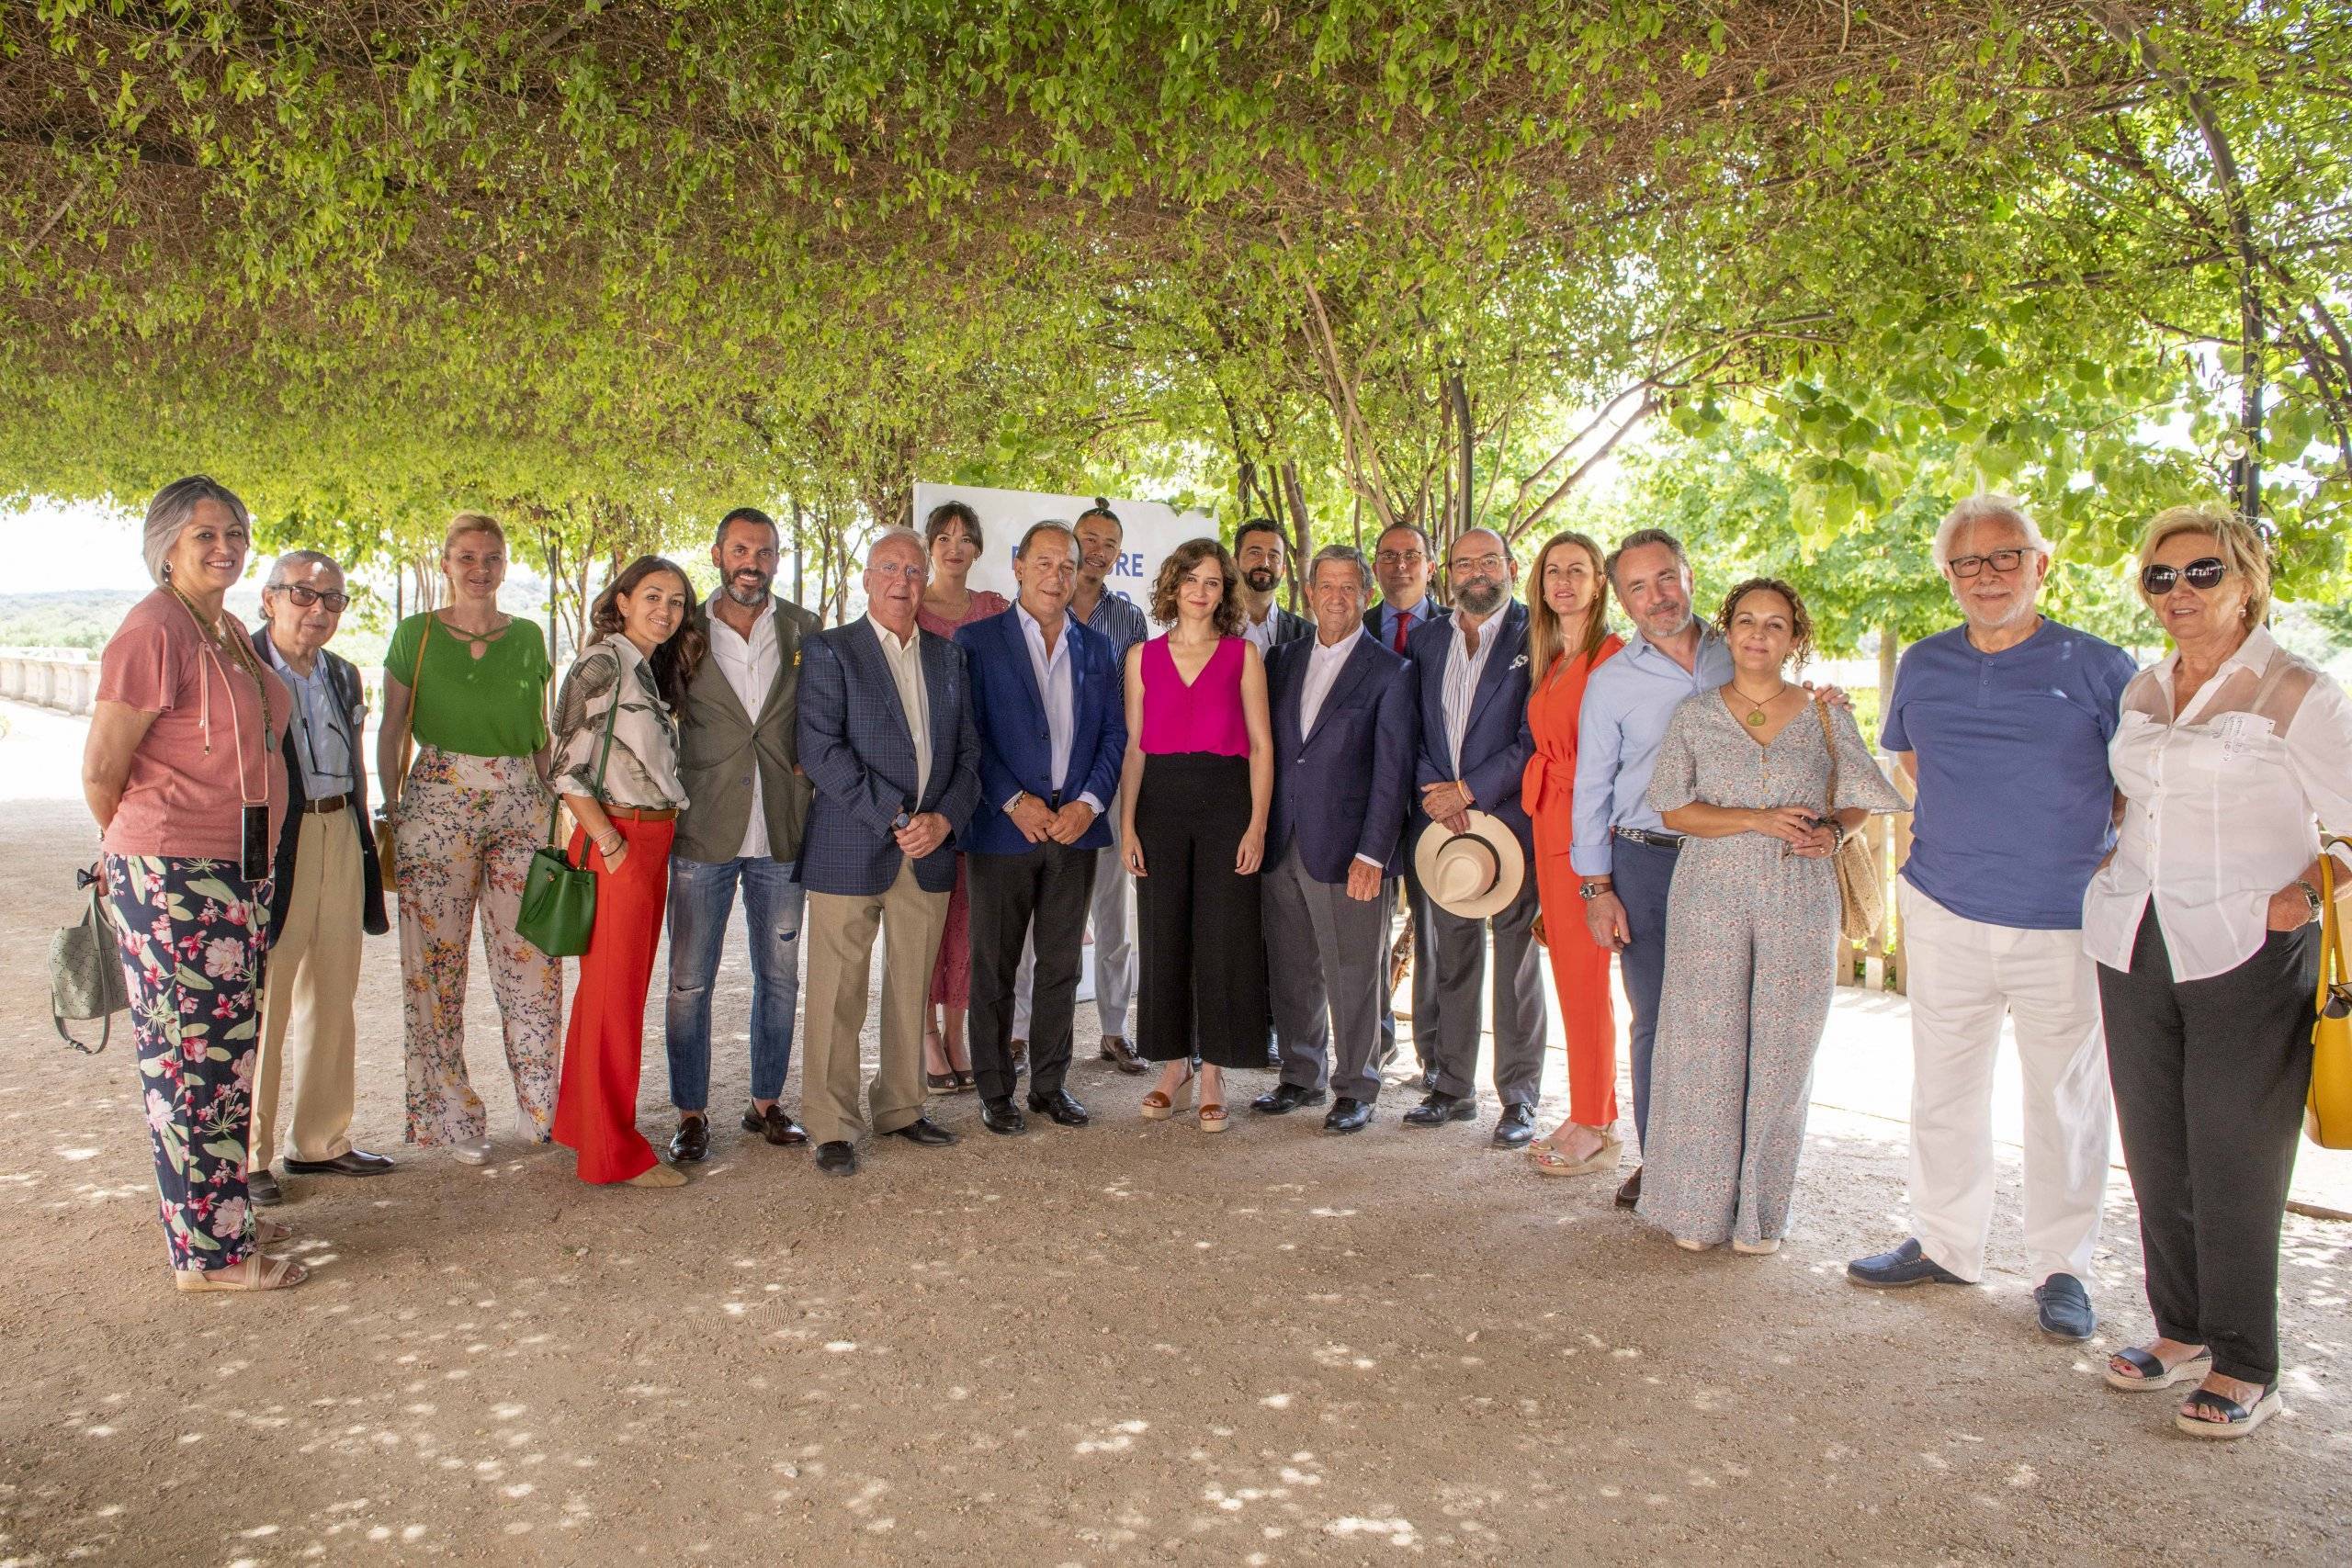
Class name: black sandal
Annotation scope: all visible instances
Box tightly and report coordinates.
[2175,1382,2281,1438]
[950,1070,975,1093]
[925,1072,954,1092]
[2103,1345,2212,1391]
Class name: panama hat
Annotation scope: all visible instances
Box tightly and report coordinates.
[1413,811,1525,920]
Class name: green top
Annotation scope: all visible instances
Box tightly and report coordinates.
[386,612,551,758]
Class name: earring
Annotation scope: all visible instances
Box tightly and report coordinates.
[160,562,171,581]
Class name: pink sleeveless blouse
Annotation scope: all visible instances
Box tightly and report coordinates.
[1139,635,1250,756]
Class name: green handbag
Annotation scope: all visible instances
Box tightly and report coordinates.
[516,666,621,959]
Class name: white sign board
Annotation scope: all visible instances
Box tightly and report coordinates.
[910,481,1213,615]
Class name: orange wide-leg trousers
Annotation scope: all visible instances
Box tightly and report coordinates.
[1532,811,1618,1130]
[552,815,673,1184]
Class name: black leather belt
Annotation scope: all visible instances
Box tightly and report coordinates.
[1614,827,1682,851]
[303,794,350,816]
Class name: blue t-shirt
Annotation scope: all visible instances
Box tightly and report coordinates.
[1882,619,2138,931]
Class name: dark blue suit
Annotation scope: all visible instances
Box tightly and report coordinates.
[954,605,1129,1102]
[1263,631,1417,1101]
[1405,599,1547,1111]
[1367,598,1449,1065]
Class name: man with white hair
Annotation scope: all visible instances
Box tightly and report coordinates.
[1847,495,2138,1342]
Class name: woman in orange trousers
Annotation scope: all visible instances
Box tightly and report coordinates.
[548,556,706,1188]
[1521,532,1625,1176]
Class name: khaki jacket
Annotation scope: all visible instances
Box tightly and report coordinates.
[673,596,823,865]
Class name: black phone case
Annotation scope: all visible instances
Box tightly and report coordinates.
[242,804,271,882]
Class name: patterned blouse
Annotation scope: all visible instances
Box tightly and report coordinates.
[552,637,688,810]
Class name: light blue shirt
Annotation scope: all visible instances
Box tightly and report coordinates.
[1376,597,1437,653]
[1011,603,1107,818]
[279,650,357,797]
[1081,588,1150,666]
[1569,625,1733,874]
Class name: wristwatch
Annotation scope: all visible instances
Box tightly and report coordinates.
[2298,878,2324,922]
[1578,879,1613,902]
[892,810,913,833]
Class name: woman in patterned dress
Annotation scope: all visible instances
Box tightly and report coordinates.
[1636,579,1904,1252]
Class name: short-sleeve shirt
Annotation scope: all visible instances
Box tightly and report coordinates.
[385,613,551,759]
[1882,618,2138,930]
[97,589,291,862]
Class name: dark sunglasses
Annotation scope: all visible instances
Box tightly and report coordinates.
[273,582,350,613]
[2139,557,2229,595]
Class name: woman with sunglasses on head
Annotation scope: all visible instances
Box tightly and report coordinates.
[2086,505,2352,1439]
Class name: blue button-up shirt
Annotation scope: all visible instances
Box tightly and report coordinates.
[1080,587,1151,668]
[279,651,357,798]
[1375,596,1438,654]
[1570,625,1733,874]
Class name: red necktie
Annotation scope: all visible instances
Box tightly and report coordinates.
[1392,612,1409,653]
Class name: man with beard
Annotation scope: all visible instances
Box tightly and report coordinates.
[1402,528,1546,1146]
[1570,528,1733,1208]
[1236,517,1312,659]
[662,506,825,1162]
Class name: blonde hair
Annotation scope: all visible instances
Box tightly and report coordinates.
[1525,531,1612,686]
[2137,503,2271,627]
[443,511,506,556]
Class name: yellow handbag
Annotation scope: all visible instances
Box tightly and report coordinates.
[2307,840,2352,1149]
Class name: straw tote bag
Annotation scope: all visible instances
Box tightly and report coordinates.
[1814,699,1884,946]
[2305,840,2351,1149]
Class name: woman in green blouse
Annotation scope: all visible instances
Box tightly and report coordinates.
[377,512,563,1164]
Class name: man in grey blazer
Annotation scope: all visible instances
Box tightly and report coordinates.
[663,507,825,1164]
[795,529,982,1177]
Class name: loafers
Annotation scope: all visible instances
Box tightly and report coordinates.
[814,1141,858,1177]
[979,1097,1027,1135]
[247,1169,283,1207]
[1322,1098,1374,1134]
[668,1116,711,1163]
[1491,1103,1537,1147]
[283,1148,395,1177]
[1846,1237,1968,1290]
[1400,1091,1476,1127]
[1099,1036,1147,1076]
[1026,1089,1091,1127]
[742,1102,808,1146]
[2034,1272,2097,1340]
[888,1117,956,1147]
[1250,1082,1328,1115]
[1614,1166,1643,1209]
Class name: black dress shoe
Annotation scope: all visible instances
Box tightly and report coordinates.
[1418,1066,1440,1093]
[1615,1166,1643,1209]
[668,1116,710,1163]
[1250,1082,1329,1115]
[888,1117,957,1147]
[814,1141,858,1177]
[1323,1098,1374,1134]
[743,1102,809,1146]
[1492,1103,1537,1147]
[247,1169,283,1207]
[1026,1089,1091,1126]
[979,1097,1027,1135]
[1401,1091,1476,1127]
[1099,1036,1148,1076]
[283,1148,396,1177]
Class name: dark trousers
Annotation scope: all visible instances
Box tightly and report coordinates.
[1612,833,1679,1150]
[1430,875,1547,1106]
[1264,844,1393,1101]
[1136,753,1268,1068]
[968,841,1099,1102]
[2098,911,2318,1385]
[1399,856,1443,1068]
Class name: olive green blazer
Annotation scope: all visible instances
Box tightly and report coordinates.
[672,596,824,865]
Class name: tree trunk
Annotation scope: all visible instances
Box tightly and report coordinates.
[1448,370,1475,538]
[1279,459,1314,609]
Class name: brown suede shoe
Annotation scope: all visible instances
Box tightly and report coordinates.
[1098,1035,1147,1075]
[741,1102,808,1146]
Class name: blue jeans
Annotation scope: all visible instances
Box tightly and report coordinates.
[664,854,805,1111]
[1611,833,1679,1152]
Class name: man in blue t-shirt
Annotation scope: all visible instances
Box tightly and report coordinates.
[1847,496,2139,1344]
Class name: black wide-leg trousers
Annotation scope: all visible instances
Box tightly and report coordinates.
[1134,753,1268,1069]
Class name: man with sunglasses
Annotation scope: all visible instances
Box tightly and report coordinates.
[248,550,393,1206]
[1847,496,2138,1344]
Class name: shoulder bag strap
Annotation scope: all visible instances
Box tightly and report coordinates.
[2323,838,2347,1021]
[1814,696,1842,818]
[389,616,430,799]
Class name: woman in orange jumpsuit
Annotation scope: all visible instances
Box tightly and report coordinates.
[1521,532,1625,1176]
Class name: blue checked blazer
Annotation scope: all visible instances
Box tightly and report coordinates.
[954,606,1126,857]
[1266,632,1418,882]
[795,619,982,897]
[1408,597,1536,857]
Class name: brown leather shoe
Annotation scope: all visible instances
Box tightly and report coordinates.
[742,1102,808,1146]
[1098,1035,1147,1075]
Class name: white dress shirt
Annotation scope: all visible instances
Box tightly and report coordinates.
[2083,626,2352,982]
[1243,604,1281,658]
[1441,607,1503,778]
[867,615,933,806]
[705,604,781,858]
[1009,603,1105,816]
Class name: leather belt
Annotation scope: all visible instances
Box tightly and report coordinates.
[303,794,350,815]
[605,806,680,823]
[1614,827,1683,851]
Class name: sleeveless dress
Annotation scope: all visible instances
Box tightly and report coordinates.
[916,589,1010,1010]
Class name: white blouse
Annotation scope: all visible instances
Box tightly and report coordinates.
[2083,627,2352,982]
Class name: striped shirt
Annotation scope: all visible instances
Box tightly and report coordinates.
[1442,606,1505,777]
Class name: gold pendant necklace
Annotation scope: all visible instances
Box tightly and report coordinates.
[1732,682,1785,727]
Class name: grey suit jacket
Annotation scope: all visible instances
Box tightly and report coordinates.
[672,597,823,865]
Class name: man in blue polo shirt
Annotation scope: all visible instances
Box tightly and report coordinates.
[1847,495,2138,1343]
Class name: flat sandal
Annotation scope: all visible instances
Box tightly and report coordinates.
[175,1252,308,1292]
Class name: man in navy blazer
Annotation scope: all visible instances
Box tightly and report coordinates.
[956,522,1126,1134]
[1254,545,1417,1134]
[795,529,982,1176]
[1403,527,1546,1147]
[1363,520,1449,1078]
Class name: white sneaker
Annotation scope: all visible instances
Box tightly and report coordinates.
[450,1137,494,1166]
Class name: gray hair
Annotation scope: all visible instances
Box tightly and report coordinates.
[1016,519,1079,559]
[865,525,927,569]
[1933,493,2051,572]
[265,548,343,589]
[1603,526,1687,587]
[142,475,251,585]
[1309,543,1374,595]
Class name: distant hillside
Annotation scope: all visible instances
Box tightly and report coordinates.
[0,590,262,653]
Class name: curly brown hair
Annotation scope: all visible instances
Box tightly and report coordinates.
[1149,537,1244,636]
[1713,576,1815,671]
[589,555,707,711]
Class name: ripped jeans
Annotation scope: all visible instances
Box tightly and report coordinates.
[662,854,806,1111]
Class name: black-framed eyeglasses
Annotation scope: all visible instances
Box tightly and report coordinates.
[273,582,350,613]
[2139,558,2229,595]
[1947,548,2027,579]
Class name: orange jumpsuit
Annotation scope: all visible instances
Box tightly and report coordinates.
[1521,636,1625,1129]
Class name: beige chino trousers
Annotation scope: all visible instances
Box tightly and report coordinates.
[253,811,367,1169]
[800,860,949,1145]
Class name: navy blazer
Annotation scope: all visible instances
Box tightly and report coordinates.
[796,620,982,897]
[1408,598,1536,857]
[1266,632,1417,881]
[954,606,1126,856]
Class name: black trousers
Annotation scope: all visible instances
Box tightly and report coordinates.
[1135,753,1268,1068]
[968,841,1099,1102]
[2098,910,2319,1385]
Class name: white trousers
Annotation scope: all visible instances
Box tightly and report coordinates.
[1900,879,2111,1285]
[1013,837,1136,1040]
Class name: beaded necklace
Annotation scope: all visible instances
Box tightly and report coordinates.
[164,581,277,756]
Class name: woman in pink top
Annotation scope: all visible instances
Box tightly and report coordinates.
[1118,537,1274,1133]
[83,477,303,1292]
